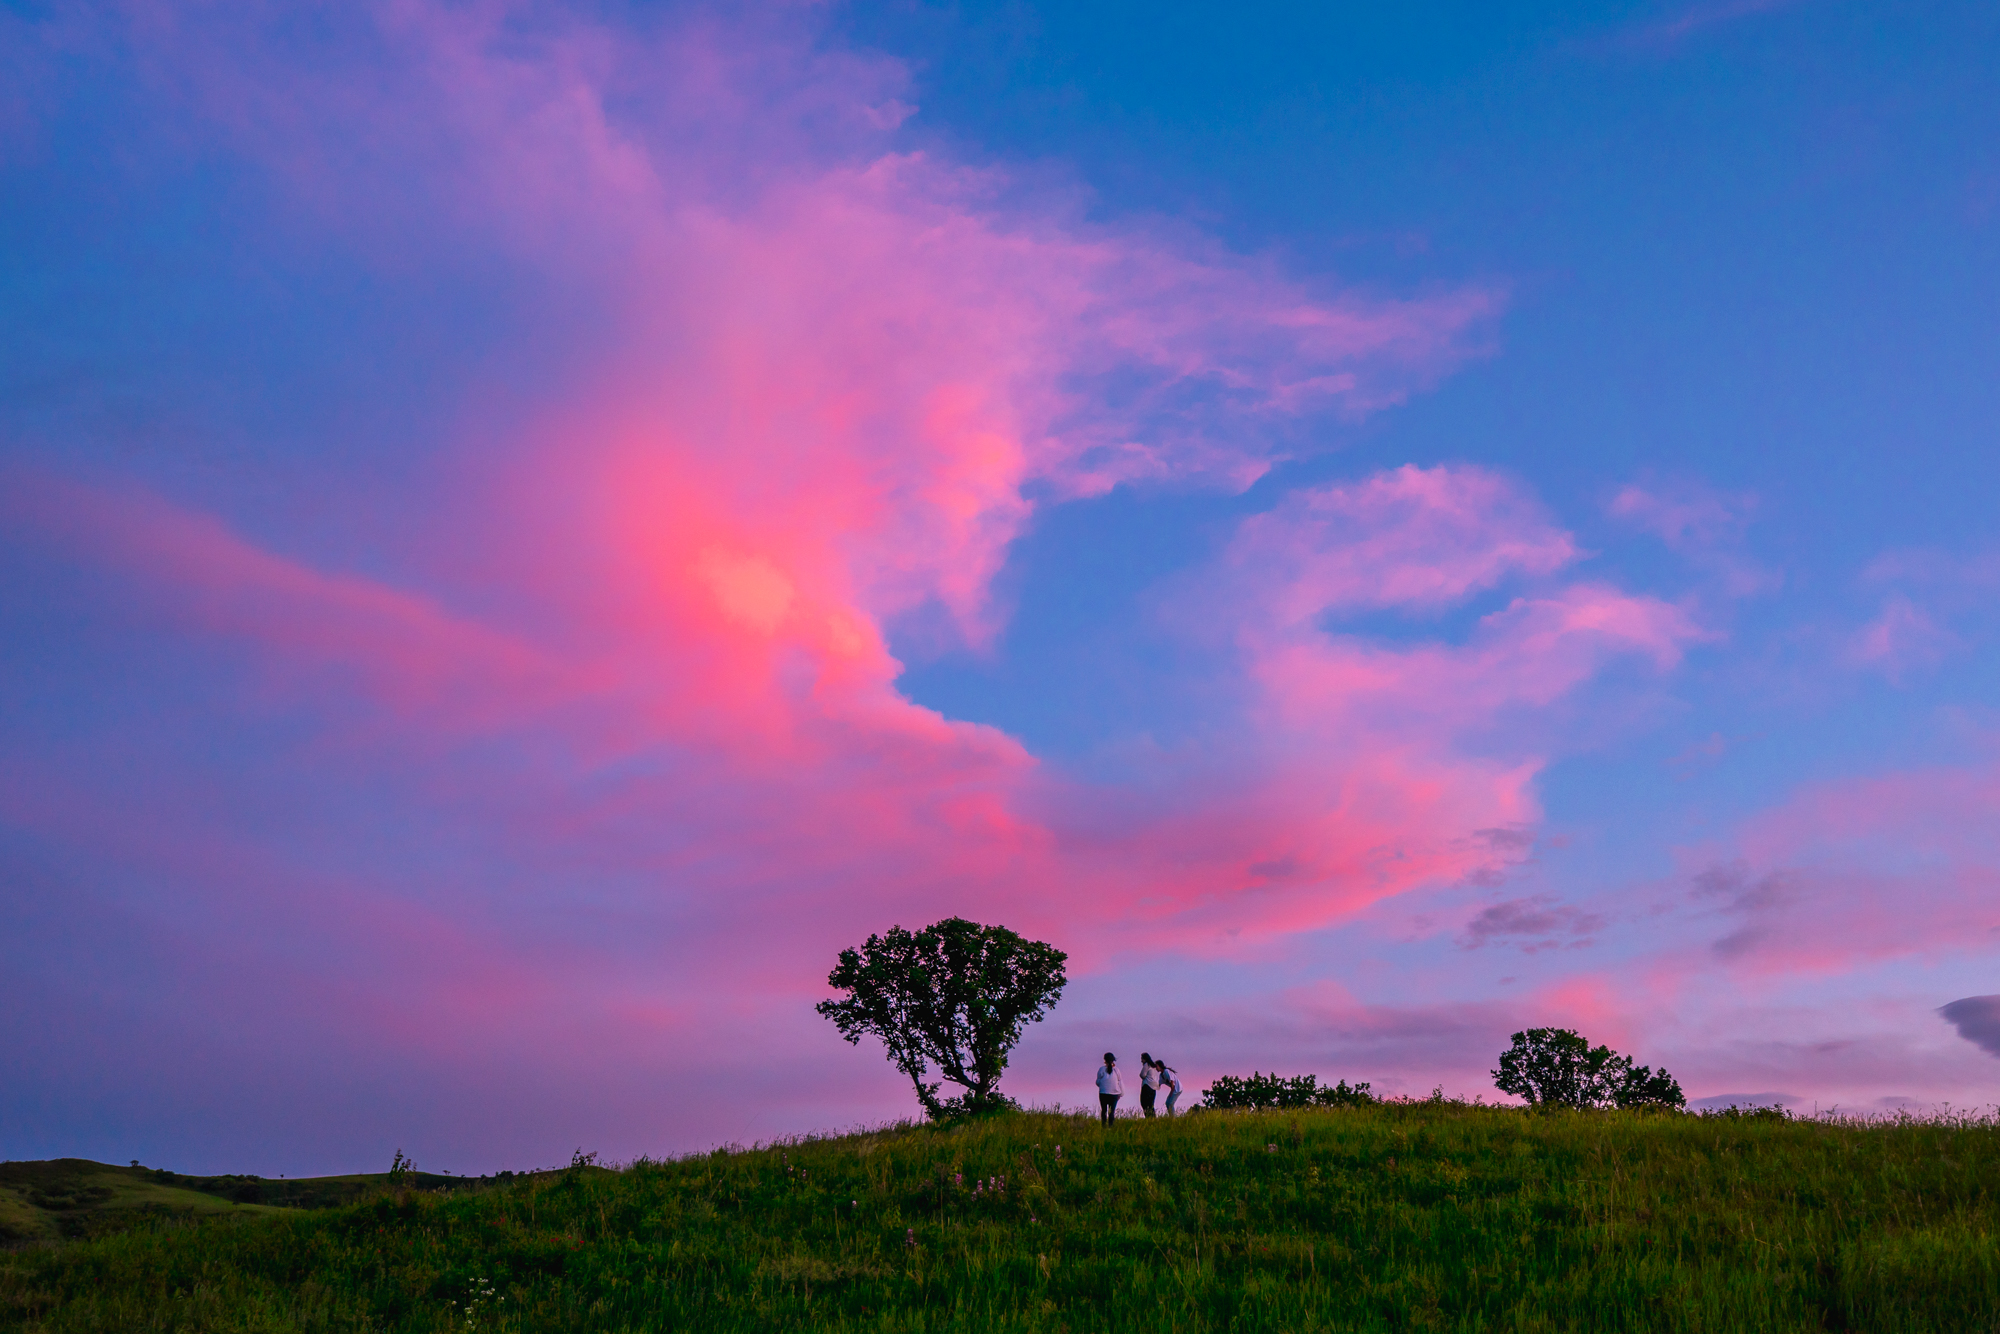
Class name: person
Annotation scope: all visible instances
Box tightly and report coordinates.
[1158,1058,1183,1115]
[1138,1051,1161,1117]
[1095,1052,1124,1127]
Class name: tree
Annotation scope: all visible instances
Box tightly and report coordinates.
[1613,1063,1686,1110]
[1492,1028,1685,1110]
[816,917,1067,1120]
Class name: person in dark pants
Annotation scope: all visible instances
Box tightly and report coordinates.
[1095,1052,1124,1127]
[1139,1051,1160,1117]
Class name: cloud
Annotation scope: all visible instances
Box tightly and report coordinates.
[1592,0,1810,53]
[1939,996,2000,1059]
[1459,896,1606,952]
[1230,465,1576,623]
[1609,478,1779,596]
[1,88,1663,969]
[1847,594,1956,682]
[0,1,1748,1157]
[1683,765,2000,973]
[1106,469,1708,943]
[1861,548,2000,592]
[0,471,576,730]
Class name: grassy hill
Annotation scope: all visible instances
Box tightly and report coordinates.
[4,1102,1998,1331]
[0,1159,488,1246]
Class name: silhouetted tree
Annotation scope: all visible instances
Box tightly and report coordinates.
[1493,1027,1684,1110]
[817,917,1067,1120]
[1613,1062,1686,1109]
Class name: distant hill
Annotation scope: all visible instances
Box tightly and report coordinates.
[0,1158,483,1245]
[4,1105,1998,1331]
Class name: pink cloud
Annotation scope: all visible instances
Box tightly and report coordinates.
[1687,764,2000,974]
[1847,593,1956,681]
[1229,464,1577,623]
[1609,477,1779,596]
[1096,470,1709,943]
[2,470,579,729]
[1253,584,1701,732]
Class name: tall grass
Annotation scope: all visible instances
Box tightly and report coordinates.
[5,1102,1998,1332]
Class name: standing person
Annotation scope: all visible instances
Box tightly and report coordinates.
[1096,1052,1124,1127]
[1159,1058,1184,1115]
[1138,1052,1161,1118]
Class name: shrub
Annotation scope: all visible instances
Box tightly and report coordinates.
[1201,1073,1375,1111]
[1700,1103,1789,1121]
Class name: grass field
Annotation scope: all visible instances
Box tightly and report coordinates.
[0,1160,487,1248]
[4,1102,1998,1332]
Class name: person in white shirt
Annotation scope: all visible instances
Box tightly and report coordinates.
[1095,1052,1124,1127]
[1139,1051,1162,1117]
[1158,1058,1183,1115]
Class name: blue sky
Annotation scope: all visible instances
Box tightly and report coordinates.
[2,0,1998,1172]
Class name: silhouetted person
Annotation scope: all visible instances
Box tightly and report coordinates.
[1096,1052,1124,1127]
[1159,1058,1183,1115]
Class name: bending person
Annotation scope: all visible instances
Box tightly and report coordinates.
[1159,1059,1183,1115]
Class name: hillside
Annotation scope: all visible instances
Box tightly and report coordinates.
[4,1103,1998,1332]
[0,1160,482,1247]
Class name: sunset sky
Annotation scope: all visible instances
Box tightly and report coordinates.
[4,0,1998,1175]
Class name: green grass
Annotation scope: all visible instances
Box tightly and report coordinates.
[4,1103,1998,1332]
[0,1161,488,1247]
[0,1161,293,1246]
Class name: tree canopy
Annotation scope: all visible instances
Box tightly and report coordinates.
[816,917,1067,1120]
[1492,1027,1685,1110]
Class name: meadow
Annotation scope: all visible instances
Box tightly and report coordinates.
[4,1101,1998,1332]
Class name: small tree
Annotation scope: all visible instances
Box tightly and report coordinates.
[816,917,1067,1120]
[1493,1028,1685,1110]
[1613,1063,1686,1109]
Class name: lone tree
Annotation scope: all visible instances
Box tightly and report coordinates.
[816,917,1067,1121]
[1492,1027,1685,1110]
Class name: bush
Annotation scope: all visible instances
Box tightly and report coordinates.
[931,1091,1021,1122]
[1200,1073,1375,1111]
[1700,1103,1789,1122]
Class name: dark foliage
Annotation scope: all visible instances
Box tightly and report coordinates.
[816,917,1066,1121]
[1493,1028,1686,1110]
[1700,1103,1790,1121]
[1200,1073,1375,1111]
[1614,1063,1687,1109]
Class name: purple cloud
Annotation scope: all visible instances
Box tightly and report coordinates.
[1459,896,1606,952]
[1939,996,2000,1059]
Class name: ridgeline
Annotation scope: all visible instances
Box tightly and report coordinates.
[4,1102,1998,1331]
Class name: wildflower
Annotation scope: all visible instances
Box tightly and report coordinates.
[1267,1143,1278,1152]
[953,1172,962,1186]
[905,1227,915,1248]
[1054,1145,1062,1157]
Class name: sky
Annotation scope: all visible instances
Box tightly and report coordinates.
[2,0,1997,1176]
